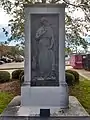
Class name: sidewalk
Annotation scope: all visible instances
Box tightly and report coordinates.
[71,68,90,80]
[0,62,24,70]
[65,65,90,80]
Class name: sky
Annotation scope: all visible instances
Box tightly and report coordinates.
[0,7,18,46]
[0,8,10,41]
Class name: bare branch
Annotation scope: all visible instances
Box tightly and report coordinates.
[55,0,90,8]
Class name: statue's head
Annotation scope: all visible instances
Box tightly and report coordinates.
[40,17,49,26]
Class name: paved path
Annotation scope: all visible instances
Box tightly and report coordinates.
[0,62,24,70]
[65,65,90,80]
[0,62,24,78]
[65,66,73,70]
[65,66,90,80]
[0,65,72,75]
[71,69,90,80]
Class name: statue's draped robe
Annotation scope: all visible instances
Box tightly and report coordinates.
[35,25,55,77]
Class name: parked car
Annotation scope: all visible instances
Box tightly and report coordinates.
[7,55,15,62]
[6,57,13,63]
[65,55,70,61]
[65,55,70,65]
[1,57,8,63]
[0,60,5,65]
[1,56,12,63]
[15,55,24,62]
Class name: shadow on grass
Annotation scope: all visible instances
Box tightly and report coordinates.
[69,78,90,114]
[0,92,14,114]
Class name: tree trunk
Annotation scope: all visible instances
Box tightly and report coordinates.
[42,0,46,3]
[51,0,56,3]
[76,46,77,54]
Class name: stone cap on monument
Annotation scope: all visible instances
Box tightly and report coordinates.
[23,3,66,8]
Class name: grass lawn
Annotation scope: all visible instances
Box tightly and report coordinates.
[69,79,90,114]
[0,92,14,114]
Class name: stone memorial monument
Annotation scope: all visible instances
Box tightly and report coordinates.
[21,3,69,110]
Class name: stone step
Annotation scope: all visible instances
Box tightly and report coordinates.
[0,116,90,120]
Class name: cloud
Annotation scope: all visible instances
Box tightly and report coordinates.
[9,41,21,46]
[0,8,10,25]
[0,25,11,42]
[85,36,90,43]
[0,27,7,42]
[0,6,11,42]
[0,23,18,46]
[0,5,22,46]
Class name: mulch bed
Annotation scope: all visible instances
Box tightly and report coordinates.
[0,80,21,96]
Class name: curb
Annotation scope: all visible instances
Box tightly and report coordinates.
[0,67,24,70]
[78,73,90,80]
[71,68,90,80]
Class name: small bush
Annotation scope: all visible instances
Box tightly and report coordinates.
[19,70,24,80]
[65,72,75,86]
[19,71,24,85]
[20,75,24,85]
[66,70,79,83]
[12,69,23,79]
[0,71,10,83]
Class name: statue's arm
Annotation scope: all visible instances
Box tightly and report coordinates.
[49,29,54,49]
[35,31,40,41]
[35,27,46,41]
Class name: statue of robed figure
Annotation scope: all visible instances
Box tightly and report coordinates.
[32,17,56,80]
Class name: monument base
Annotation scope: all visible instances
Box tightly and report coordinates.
[1,96,89,116]
[21,85,69,108]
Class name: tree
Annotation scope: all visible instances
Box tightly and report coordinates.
[0,42,11,57]
[7,45,24,57]
[65,31,89,53]
[65,47,72,55]
[0,0,90,50]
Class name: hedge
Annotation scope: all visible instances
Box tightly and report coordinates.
[65,72,75,86]
[12,69,24,79]
[0,71,10,83]
[66,70,79,83]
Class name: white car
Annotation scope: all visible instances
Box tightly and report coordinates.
[15,55,24,62]
[0,60,5,65]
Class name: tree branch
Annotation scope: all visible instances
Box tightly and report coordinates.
[55,0,90,8]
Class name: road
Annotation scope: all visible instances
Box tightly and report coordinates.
[65,65,73,70]
[0,62,72,70]
[0,62,24,75]
[0,62,24,70]
[0,62,72,75]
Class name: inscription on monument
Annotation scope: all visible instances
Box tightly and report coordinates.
[31,14,59,86]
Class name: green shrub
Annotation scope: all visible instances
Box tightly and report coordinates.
[20,75,24,85]
[65,72,75,86]
[12,69,23,79]
[0,71,10,83]
[66,70,79,83]
[19,70,24,80]
[19,71,24,85]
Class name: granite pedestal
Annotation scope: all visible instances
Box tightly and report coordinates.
[21,86,68,107]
